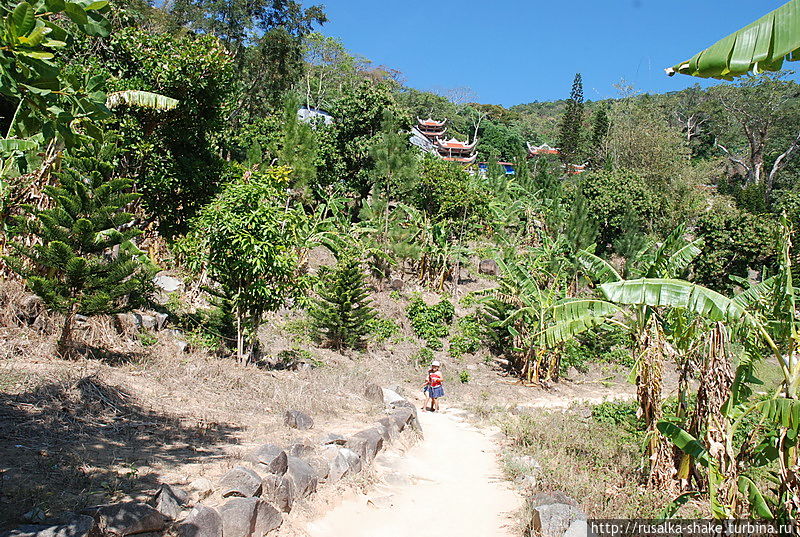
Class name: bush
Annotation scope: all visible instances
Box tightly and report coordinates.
[364,317,400,344]
[560,326,634,374]
[411,347,435,367]
[406,297,454,350]
[591,400,640,429]
[448,315,484,358]
[459,370,471,383]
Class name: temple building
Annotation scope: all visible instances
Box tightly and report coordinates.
[526,142,560,157]
[416,118,447,142]
[434,137,478,164]
[408,118,478,164]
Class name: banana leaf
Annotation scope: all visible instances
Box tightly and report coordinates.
[106,90,178,110]
[668,0,800,79]
[576,249,621,283]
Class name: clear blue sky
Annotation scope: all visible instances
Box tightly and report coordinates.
[320,0,796,106]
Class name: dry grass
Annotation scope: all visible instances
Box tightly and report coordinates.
[497,409,676,518]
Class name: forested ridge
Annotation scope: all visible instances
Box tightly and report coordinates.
[3,0,800,525]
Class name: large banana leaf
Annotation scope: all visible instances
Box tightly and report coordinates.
[106,90,179,110]
[599,278,756,328]
[576,249,621,283]
[668,0,800,79]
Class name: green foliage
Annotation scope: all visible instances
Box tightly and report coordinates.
[693,201,776,292]
[406,296,454,350]
[448,315,483,358]
[411,347,434,367]
[180,166,307,359]
[591,400,639,428]
[459,370,470,383]
[578,168,659,247]
[413,154,489,224]
[4,146,154,355]
[364,316,400,344]
[561,326,634,373]
[310,256,377,349]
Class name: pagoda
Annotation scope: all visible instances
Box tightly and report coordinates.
[435,137,478,164]
[416,118,447,142]
[526,142,560,157]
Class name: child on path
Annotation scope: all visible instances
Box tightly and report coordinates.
[421,360,444,411]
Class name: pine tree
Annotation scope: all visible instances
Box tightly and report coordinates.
[4,149,154,358]
[558,73,585,165]
[590,105,610,166]
[310,257,376,349]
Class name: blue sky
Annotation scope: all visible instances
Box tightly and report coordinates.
[320,0,796,106]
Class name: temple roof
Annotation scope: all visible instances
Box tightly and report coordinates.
[436,137,478,150]
[442,153,478,164]
[418,117,447,127]
[527,142,560,155]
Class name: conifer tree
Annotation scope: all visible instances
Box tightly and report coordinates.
[311,256,376,349]
[558,73,585,165]
[4,148,154,358]
[590,105,611,166]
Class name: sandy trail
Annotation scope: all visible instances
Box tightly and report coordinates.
[305,408,522,537]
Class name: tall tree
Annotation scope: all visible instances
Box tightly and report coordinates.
[558,73,585,165]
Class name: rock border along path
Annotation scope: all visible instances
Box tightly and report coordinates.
[305,407,522,537]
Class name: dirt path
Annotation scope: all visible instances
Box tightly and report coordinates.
[305,407,522,537]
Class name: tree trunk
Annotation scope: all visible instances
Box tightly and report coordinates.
[57,307,76,359]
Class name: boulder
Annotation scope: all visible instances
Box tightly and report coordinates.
[344,436,368,462]
[326,449,350,484]
[377,417,400,443]
[337,447,362,475]
[0,516,99,537]
[249,444,288,475]
[381,388,405,405]
[303,454,330,482]
[285,456,318,498]
[530,491,580,508]
[219,466,263,498]
[218,498,282,537]
[83,502,165,536]
[287,441,315,458]
[15,294,44,325]
[528,503,586,537]
[563,519,589,537]
[132,313,158,331]
[177,505,222,537]
[478,259,499,276]
[364,383,384,403]
[283,410,314,430]
[188,478,214,501]
[153,274,183,293]
[353,428,384,463]
[261,474,294,513]
[319,433,347,446]
[390,407,414,431]
[151,484,186,520]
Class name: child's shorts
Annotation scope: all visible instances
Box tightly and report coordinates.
[427,385,445,398]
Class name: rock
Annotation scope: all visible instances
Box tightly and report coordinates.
[0,516,100,537]
[326,449,350,483]
[283,410,314,430]
[151,484,186,520]
[261,474,294,513]
[478,259,499,276]
[132,313,158,331]
[381,388,405,405]
[344,436,368,461]
[563,519,589,537]
[285,456,318,498]
[530,491,580,508]
[153,274,183,293]
[15,294,44,325]
[177,505,222,537]
[515,474,537,491]
[22,508,46,523]
[466,364,478,371]
[390,407,414,431]
[287,441,315,458]
[249,444,288,475]
[388,279,404,291]
[528,503,586,537]
[304,454,330,482]
[364,383,384,403]
[337,447,362,474]
[83,502,165,536]
[174,339,189,353]
[218,498,281,537]
[154,313,169,330]
[188,478,215,501]
[511,455,541,471]
[219,466,263,498]
[319,433,347,446]
[353,428,384,463]
[377,417,400,443]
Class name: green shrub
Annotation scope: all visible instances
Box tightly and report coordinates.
[459,370,471,383]
[591,400,640,429]
[406,297,454,350]
[137,331,158,347]
[448,315,484,358]
[411,347,435,367]
[560,326,634,374]
[364,317,400,343]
